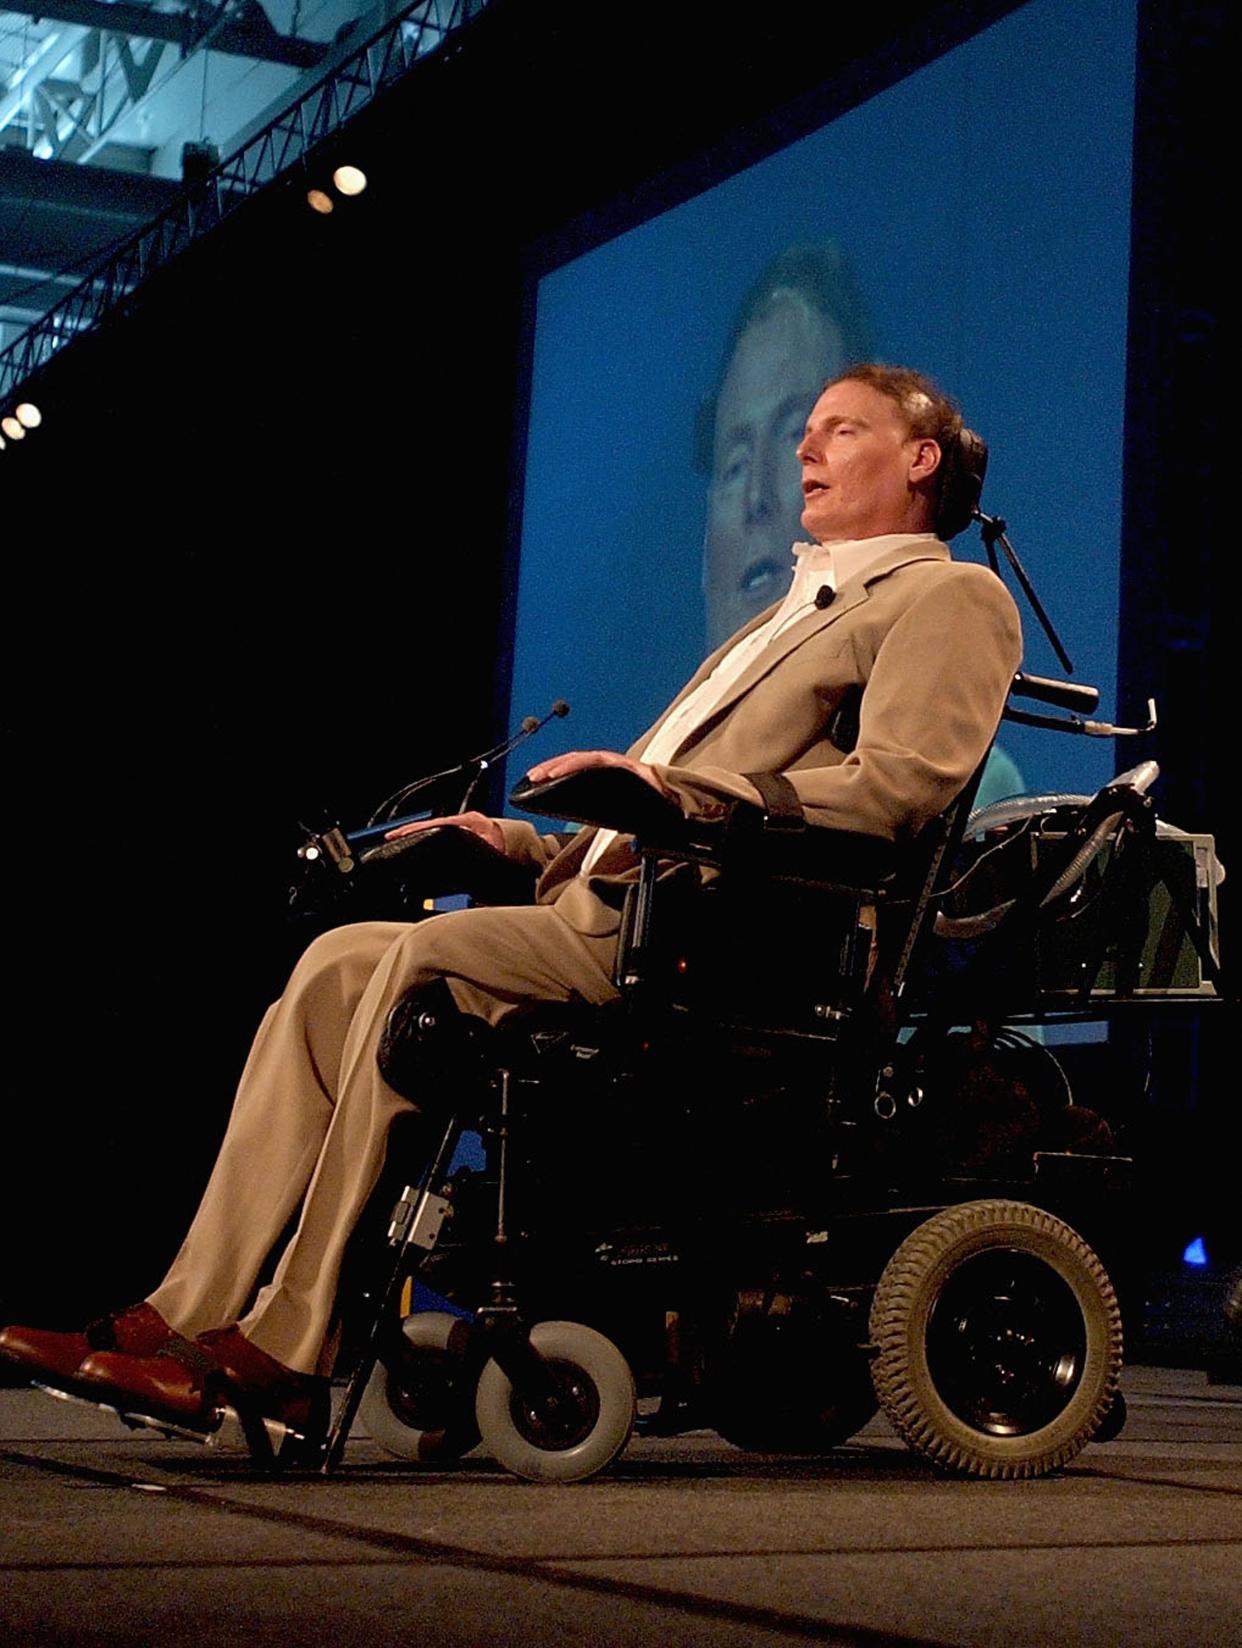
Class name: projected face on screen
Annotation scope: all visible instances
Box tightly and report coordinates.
[700,246,871,650]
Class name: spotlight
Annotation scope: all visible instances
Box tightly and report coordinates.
[15,402,41,429]
[307,188,334,215]
[1,416,25,441]
[333,165,367,197]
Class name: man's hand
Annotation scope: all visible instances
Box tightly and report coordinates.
[524,749,668,795]
[383,811,506,855]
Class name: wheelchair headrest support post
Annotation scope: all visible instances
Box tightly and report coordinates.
[974,506,1073,675]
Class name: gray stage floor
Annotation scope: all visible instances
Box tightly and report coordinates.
[2,1365,1239,1647]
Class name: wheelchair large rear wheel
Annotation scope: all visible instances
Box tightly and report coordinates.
[474,1320,635,1483]
[358,1310,482,1463]
[870,1199,1121,1479]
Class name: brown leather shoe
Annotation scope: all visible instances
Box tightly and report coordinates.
[0,1302,179,1388]
[78,1326,329,1443]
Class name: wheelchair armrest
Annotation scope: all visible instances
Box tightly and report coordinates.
[509,770,896,892]
[358,825,537,905]
[508,768,689,845]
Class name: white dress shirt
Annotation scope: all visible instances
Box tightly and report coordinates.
[579,533,936,877]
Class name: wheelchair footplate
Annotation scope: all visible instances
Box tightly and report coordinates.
[30,1377,324,1469]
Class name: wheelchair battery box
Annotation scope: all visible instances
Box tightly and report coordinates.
[949,828,1221,1003]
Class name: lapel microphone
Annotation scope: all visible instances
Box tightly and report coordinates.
[815,584,836,610]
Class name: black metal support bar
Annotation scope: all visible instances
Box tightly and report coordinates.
[975,507,1074,674]
[320,1111,463,1474]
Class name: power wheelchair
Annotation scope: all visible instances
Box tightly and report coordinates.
[295,670,1224,1485]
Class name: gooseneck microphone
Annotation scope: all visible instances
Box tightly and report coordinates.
[294,701,573,886]
[364,700,573,827]
[456,700,570,812]
[519,700,570,737]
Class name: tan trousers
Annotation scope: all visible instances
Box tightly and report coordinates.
[147,907,621,1375]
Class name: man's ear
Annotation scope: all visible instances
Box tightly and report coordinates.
[909,437,941,485]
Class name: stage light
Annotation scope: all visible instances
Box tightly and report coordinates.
[307,188,334,215]
[15,403,41,429]
[2,416,25,441]
[1183,1236,1208,1267]
[333,165,367,196]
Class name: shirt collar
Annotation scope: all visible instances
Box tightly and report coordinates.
[791,532,938,597]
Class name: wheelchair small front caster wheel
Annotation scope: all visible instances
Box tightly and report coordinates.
[474,1320,635,1483]
[359,1310,482,1463]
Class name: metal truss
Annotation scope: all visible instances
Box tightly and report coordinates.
[3,3,328,70]
[0,0,487,406]
[3,27,194,167]
[0,4,325,167]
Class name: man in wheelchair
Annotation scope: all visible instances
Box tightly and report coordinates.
[1,363,1025,1464]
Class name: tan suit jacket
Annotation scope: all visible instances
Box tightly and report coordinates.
[498,539,1023,936]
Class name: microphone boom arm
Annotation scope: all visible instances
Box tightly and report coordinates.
[364,701,570,826]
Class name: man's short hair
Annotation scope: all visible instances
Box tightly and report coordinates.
[829,362,984,539]
[829,361,964,447]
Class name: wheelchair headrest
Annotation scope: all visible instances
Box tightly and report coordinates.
[935,426,988,540]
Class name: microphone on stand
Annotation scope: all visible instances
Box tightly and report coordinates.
[363,699,571,827]
[520,701,570,737]
[294,701,572,881]
[457,700,570,812]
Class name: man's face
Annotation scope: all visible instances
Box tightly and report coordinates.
[796,378,935,544]
[703,296,842,649]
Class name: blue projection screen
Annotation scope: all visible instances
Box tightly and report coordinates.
[509,0,1135,808]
